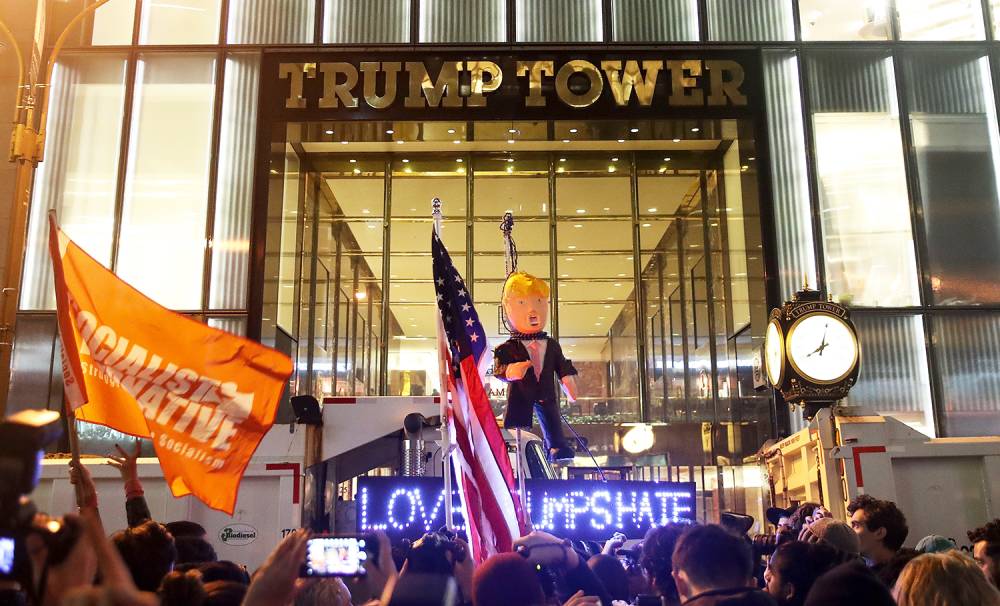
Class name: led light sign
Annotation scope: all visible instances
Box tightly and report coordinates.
[357,477,696,542]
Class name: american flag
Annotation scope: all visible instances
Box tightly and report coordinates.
[432,229,527,563]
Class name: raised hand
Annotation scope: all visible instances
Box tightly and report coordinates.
[106,439,142,483]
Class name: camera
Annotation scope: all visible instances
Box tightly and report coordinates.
[750,528,796,559]
[0,409,82,591]
[406,531,467,576]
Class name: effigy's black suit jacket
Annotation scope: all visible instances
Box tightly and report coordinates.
[493,337,577,428]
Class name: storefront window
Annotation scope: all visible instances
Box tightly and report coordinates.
[556,156,639,421]
[118,53,216,309]
[48,0,135,47]
[138,0,221,45]
[519,0,603,42]
[387,158,467,396]
[420,0,505,43]
[612,0,698,42]
[904,52,1000,305]
[763,50,817,301]
[846,313,935,437]
[798,0,890,41]
[211,53,260,310]
[707,0,794,41]
[22,54,127,310]
[227,0,315,44]
[807,52,920,307]
[324,0,410,43]
[897,0,985,40]
[933,313,1000,437]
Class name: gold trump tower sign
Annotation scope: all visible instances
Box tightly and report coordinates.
[263,51,761,121]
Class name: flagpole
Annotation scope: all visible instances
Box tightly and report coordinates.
[432,198,455,532]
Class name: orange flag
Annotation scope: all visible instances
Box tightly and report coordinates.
[48,213,292,514]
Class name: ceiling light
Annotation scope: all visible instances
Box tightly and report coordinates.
[642,223,651,227]
[386,129,394,134]
[648,207,658,212]
[617,139,625,143]
[325,129,334,135]
[447,128,456,134]
[567,245,576,249]
[672,138,680,143]
[401,158,409,163]
[603,207,610,211]
[614,283,622,287]
[629,127,639,133]
[573,224,583,228]
[748,156,756,161]
[604,304,611,308]
[506,158,514,163]
[562,139,570,143]
[560,274,569,278]
[576,209,586,213]
[663,157,671,162]
[569,128,578,133]
[341,140,349,145]
[349,158,357,163]
[691,127,700,132]
[565,257,574,262]
[508,128,517,133]
[559,158,567,162]
[617,273,626,277]
[456,158,463,163]
[595,322,602,326]
[611,157,618,162]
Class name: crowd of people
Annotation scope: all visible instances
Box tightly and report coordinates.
[5,444,1000,606]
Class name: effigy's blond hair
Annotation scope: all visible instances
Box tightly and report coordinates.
[502,271,550,300]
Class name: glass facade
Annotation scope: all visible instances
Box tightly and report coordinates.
[11,0,1000,463]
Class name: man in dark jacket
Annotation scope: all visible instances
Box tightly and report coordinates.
[672,525,777,606]
[494,271,578,462]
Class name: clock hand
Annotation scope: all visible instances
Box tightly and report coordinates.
[807,324,831,357]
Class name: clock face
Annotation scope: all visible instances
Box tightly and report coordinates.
[764,320,784,386]
[787,313,859,384]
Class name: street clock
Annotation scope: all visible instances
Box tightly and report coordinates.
[763,288,861,416]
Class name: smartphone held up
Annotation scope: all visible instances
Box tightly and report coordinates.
[300,535,378,577]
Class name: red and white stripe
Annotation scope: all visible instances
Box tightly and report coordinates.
[445,350,527,562]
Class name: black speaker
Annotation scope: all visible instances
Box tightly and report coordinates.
[290,395,323,426]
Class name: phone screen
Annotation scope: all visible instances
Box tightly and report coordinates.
[0,536,14,575]
[302,536,369,577]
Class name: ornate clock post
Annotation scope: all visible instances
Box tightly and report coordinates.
[763,288,861,419]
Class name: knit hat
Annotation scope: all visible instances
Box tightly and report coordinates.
[914,534,956,553]
[808,518,861,555]
[803,561,895,606]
